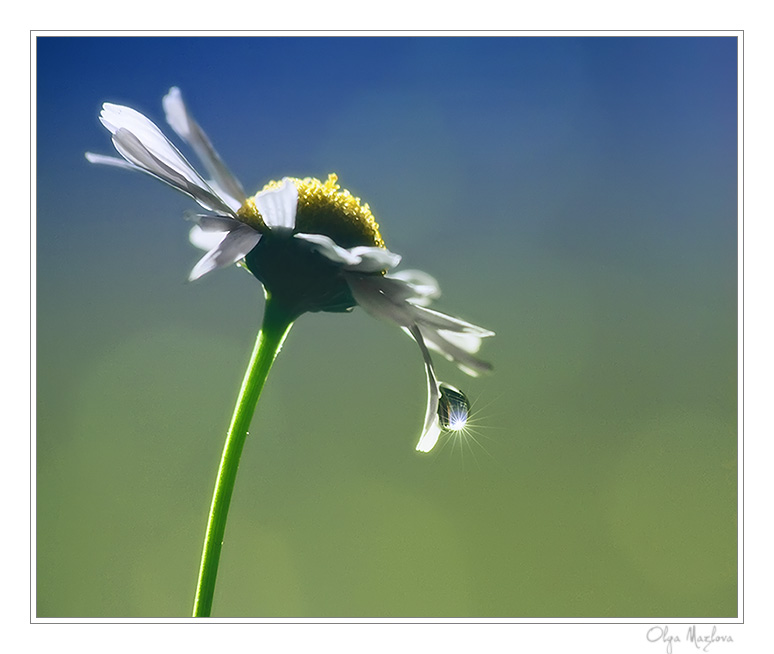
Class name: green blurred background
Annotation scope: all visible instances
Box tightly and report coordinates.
[36,36,737,618]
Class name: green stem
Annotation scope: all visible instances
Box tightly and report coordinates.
[192,297,294,617]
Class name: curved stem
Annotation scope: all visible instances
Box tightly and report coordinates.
[192,297,294,617]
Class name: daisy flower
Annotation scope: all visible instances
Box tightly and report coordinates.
[86,87,493,452]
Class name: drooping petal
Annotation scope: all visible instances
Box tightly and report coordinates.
[188,225,261,281]
[407,325,443,453]
[254,178,298,231]
[162,87,247,206]
[294,233,402,272]
[97,103,235,215]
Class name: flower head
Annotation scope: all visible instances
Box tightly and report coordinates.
[87,87,494,452]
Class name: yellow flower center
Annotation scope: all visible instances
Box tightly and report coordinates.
[237,173,385,249]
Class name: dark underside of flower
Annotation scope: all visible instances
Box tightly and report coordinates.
[244,235,359,315]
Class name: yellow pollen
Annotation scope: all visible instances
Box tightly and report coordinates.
[237,173,385,249]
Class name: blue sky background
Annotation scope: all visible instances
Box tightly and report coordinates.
[36,36,738,618]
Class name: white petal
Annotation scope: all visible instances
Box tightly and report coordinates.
[417,416,443,453]
[191,214,244,233]
[110,127,233,215]
[295,233,360,265]
[254,177,298,231]
[207,179,245,213]
[295,233,401,272]
[162,87,247,205]
[98,103,234,215]
[348,273,493,375]
[408,304,495,339]
[188,214,250,253]
[100,103,198,177]
[415,326,493,377]
[347,246,402,272]
[189,224,227,252]
[346,273,420,326]
[349,276,490,449]
[348,274,489,333]
[85,152,137,171]
[387,269,441,305]
[188,226,260,280]
[408,325,444,453]
[434,329,485,354]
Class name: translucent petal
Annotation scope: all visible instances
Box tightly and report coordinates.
[408,325,444,453]
[415,326,493,377]
[348,274,492,334]
[189,225,227,252]
[347,246,402,272]
[100,103,202,180]
[188,226,261,280]
[207,179,245,213]
[349,273,493,375]
[295,233,401,272]
[97,103,235,215]
[110,128,233,215]
[408,304,495,338]
[387,269,441,305]
[162,87,247,205]
[416,416,443,453]
[84,152,136,171]
[191,214,245,233]
[347,273,423,326]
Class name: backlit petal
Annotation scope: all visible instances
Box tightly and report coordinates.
[387,269,441,305]
[295,233,401,272]
[254,177,298,231]
[188,226,261,280]
[162,87,247,205]
[97,103,234,215]
[408,325,444,453]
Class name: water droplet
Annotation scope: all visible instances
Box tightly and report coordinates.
[437,383,470,431]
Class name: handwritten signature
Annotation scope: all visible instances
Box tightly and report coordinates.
[646,625,734,653]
